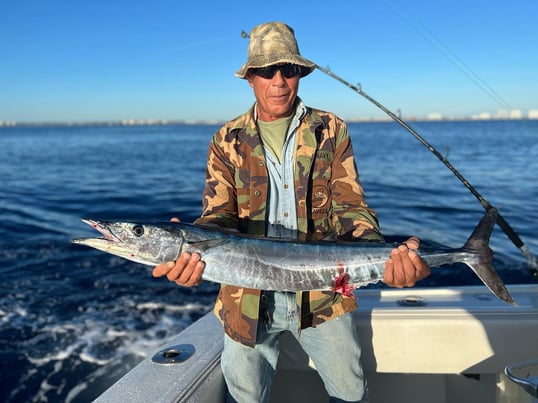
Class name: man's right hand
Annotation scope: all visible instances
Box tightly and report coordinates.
[151,218,205,287]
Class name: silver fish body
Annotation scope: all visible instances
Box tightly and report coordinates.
[72,208,515,305]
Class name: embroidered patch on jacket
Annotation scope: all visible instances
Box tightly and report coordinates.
[312,184,329,209]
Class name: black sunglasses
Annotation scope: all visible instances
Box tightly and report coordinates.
[250,64,303,79]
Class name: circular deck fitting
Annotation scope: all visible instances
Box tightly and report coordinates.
[151,343,195,365]
[397,296,427,307]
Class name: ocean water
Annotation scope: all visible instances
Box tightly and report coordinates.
[0,120,537,402]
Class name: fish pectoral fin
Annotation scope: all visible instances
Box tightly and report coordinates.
[188,239,228,252]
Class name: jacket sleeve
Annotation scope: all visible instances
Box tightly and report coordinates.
[194,130,240,230]
[330,121,384,241]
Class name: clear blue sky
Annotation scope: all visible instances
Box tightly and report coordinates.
[1,0,537,123]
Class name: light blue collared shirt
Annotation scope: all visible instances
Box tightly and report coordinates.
[255,100,307,237]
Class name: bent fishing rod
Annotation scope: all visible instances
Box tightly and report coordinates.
[315,65,537,273]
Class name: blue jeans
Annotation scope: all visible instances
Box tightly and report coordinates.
[221,291,366,402]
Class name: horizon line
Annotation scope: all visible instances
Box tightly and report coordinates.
[1,115,537,128]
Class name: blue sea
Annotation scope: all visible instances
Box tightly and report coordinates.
[1,120,537,402]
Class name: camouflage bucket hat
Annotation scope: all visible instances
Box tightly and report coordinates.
[235,22,316,79]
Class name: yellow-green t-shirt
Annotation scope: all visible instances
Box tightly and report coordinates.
[257,115,293,163]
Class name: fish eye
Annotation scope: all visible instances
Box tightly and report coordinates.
[132,225,144,237]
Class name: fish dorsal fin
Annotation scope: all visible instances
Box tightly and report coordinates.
[188,239,228,252]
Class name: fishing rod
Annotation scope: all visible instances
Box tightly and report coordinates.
[315,65,538,273]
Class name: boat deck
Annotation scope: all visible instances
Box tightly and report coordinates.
[96,285,538,403]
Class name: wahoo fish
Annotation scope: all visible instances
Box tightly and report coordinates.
[72,208,515,305]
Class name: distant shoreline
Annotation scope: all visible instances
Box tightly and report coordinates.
[1,117,537,129]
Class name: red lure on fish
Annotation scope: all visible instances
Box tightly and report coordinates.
[332,263,355,298]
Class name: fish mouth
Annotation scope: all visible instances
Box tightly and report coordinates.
[72,219,123,248]
[80,219,122,243]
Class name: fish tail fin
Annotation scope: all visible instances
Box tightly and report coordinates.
[462,208,516,305]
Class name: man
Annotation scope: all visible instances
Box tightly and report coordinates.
[153,22,430,402]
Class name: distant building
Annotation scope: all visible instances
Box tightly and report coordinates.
[494,110,509,119]
[426,113,443,121]
[509,110,523,119]
[471,112,492,120]
[528,110,538,119]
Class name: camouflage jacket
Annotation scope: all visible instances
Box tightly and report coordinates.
[195,101,383,347]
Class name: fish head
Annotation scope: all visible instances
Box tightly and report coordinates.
[72,219,185,266]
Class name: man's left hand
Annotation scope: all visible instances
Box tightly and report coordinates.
[383,236,431,288]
